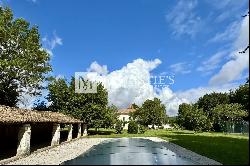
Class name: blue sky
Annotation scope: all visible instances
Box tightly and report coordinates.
[1,0,249,115]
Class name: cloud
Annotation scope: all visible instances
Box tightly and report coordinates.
[176,83,238,103]
[42,31,63,56]
[170,62,191,74]
[234,16,249,49]
[208,21,240,43]
[26,0,37,3]
[209,51,249,85]
[84,59,161,108]
[209,16,249,85]
[197,50,228,74]
[165,0,203,38]
[205,0,248,22]
[87,61,109,75]
[83,58,237,116]
[205,0,232,9]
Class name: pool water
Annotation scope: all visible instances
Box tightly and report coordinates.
[62,138,199,165]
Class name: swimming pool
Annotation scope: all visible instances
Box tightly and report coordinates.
[62,138,199,165]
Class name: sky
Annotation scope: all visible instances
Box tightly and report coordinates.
[1,0,249,116]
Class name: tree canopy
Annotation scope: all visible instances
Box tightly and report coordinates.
[134,98,167,128]
[177,103,212,131]
[229,80,249,111]
[46,77,116,130]
[211,103,248,131]
[177,80,249,132]
[197,92,230,116]
[0,7,52,107]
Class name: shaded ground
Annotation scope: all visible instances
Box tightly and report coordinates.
[87,128,249,165]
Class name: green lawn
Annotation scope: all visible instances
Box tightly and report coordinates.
[87,128,249,165]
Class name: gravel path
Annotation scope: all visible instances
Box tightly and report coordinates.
[5,137,221,165]
[6,138,110,165]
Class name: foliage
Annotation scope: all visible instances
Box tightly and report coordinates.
[128,120,138,134]
[122,121,128,127]
[229,80,249,111]
[135,98,167,127]
[177,103,212,131]
[47,78,70,113]
[191,108,213,131]
[131,103,140,109]
[211,103,248,132]
[171,123,182,130]
[139,125,146,134]
[102,104,119,129]
[168,116,177,126]
[197,92,230,116]
[33,100,48,111]
[47,77,109,131]
[177,80,249,132]
[128,103,140,121]
[177,103,193,129]
[0,7,52,107]
[115,120,123,134]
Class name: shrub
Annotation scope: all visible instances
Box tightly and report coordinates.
[139,125,146,134]
[128,121,138,134]
[115,120,123,134]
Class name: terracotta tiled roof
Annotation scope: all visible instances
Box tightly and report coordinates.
[0,105,82,124]
[118,105,137,115]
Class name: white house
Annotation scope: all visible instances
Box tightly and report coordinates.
[118,105,136,129]
[118,105,173,130]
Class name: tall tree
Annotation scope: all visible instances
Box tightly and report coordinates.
[229,79,249,111]
[177,103,212,131]
[211,103,248,132]
[47,77,109,131]
[0,7,52,107]
[102,104,119,129]
[197,92,230,116]
[177,103,193,129]
[138,98,166,128]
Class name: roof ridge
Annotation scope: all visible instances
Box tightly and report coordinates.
[0,105,82,124]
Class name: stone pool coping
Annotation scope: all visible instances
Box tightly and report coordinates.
[3,137,222,165]
[140,137,222,165]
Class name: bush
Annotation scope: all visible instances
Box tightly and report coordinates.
[128,121,138,134]
[139,125,146,134]
[115,120,123,134]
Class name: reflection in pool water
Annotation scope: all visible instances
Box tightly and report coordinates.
[62,138,199,165]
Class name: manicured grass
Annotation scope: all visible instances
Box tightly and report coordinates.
[87,128,249,165]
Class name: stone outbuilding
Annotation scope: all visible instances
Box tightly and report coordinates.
[0,105,87,161]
